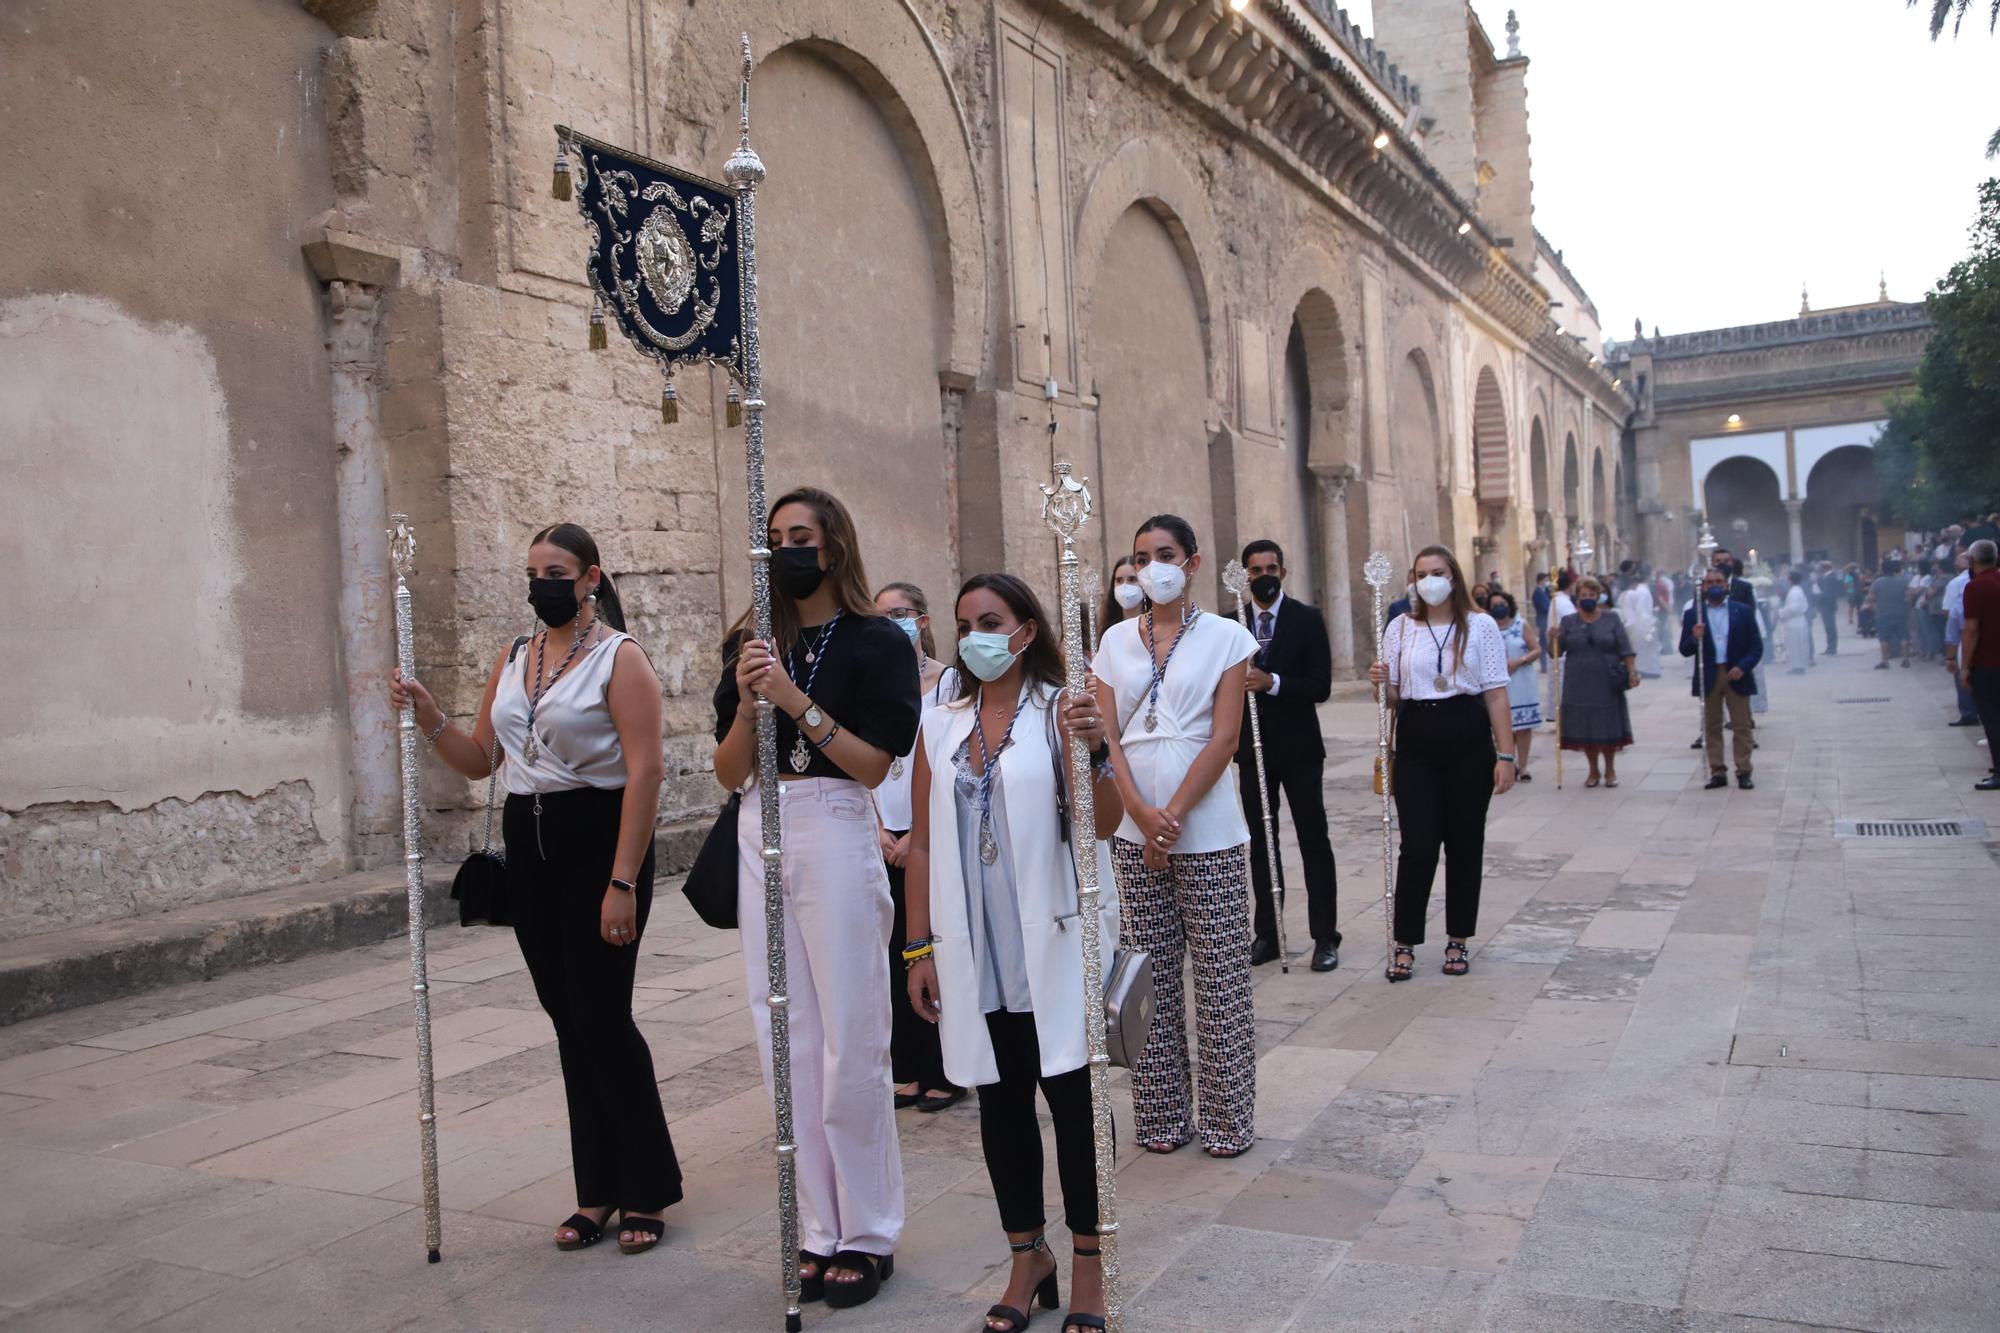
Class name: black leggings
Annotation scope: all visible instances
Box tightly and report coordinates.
[504,787,681,1213]
[886,848,952,1092]
[1391,695,1496,945]
[978,1009,1101,1236]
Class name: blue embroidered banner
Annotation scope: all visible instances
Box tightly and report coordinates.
[557,126,746,385]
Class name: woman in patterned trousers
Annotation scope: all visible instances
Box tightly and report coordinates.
[1095,515,1262,1157]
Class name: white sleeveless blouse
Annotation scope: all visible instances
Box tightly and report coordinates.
[490,631,634,795]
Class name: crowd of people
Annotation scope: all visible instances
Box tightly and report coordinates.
[380,492,1999,1329]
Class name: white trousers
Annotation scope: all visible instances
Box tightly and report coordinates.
[736,777,904,1257]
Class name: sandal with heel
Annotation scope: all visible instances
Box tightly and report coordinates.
[822,1250,894,1309]
[1062,1242,1106,1332]
[617,1212,665,1256]
[984,1234,1060,1331]
[798,1250,830,1303]
[553,1211,608,1251]
[1386,946,1414,982]
[1442,941,1471,977]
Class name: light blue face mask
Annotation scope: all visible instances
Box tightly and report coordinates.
[892,614,922,643]
[958,627,1023,682]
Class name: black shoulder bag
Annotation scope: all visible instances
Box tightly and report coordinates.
[680,791,742,930]
[450,636,529,927]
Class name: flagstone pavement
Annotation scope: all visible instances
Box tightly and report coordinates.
[1,643,1996,1331]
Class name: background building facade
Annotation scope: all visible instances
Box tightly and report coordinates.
[0,0,1623,937]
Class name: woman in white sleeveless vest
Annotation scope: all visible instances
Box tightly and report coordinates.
[389,522,680,1257]
[903,574,1122,1333]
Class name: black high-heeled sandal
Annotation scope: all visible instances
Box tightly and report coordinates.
[984,1234,1060,1331]
[821,1250,894,1309]
[1062,1241,1106,1332]
[798,1250,830,1303]
[1442,941,1470,977]
[1386,947,1414,982]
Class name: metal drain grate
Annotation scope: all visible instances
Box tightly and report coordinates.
[1834,697,1892,704]
[1834,819,1988,839]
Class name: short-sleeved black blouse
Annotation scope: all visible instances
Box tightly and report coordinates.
[711,613,921,782]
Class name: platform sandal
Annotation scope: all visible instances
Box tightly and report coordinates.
[822,1250,894,1309]
[553,1210,607,1251]
[984,1233,1060,1331]
[798,1250,831,1303]
[1386,946,1414,982]
[1442,941,1470,977]
[617,1212,665,1256]
[1062,1241,1107,1332]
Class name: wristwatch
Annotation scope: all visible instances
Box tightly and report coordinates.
[799,703,824,730]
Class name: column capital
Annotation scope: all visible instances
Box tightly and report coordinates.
[1312,461,1359,497]
[302,221,402,290]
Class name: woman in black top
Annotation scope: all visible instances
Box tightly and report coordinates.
[712,487,920,1311]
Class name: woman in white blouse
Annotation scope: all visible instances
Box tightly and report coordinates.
[1367,545,1518,981]
[1095,514,1262,1158]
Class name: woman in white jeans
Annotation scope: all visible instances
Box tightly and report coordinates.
[712,487,920,1310]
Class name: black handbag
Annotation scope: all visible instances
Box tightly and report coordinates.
[450,637,528,928]
[681,791,742,929]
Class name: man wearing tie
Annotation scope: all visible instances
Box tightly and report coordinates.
[1681,564,1764,790]
[1237,540,1341,971]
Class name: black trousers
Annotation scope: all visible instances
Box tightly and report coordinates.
[885,848,952,1092]
[1974,667,2000,773]
[1391,695,1496,945]
[1819,599,1839,652]
[1238,748,1341,948]
[504,787,681,1212]
[978,1009,1101,1236]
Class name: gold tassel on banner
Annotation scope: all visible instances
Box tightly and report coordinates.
[726,386,742,428]
[588,298,607,351]
[552,143,572,201]
[661,382,679,425]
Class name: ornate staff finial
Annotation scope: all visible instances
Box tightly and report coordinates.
[1039,460,1093,547]
[739,33,754,147]
[1221,559,1249,601]
[390,514,416,580]
[725,35,766,188]
[1362,550,1393,589]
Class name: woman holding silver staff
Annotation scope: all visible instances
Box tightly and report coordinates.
[871,579,963,1114]
[1095,514,1261,1158]
[712,486,920,1310]
[389,522,681,1255]
[903,573,1122,1333]
[1367,544,1516,981]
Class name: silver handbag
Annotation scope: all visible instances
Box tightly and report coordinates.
[1102,947,1155,1070]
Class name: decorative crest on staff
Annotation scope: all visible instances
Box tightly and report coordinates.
[1221,559,1289,973]
[554,37,804,1332]
[1037,460,1126,1333]
[1362,551,1397,980]
[387,513,442,1264]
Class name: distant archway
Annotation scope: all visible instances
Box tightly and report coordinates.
[1472,368,1508,503]
[1591,451,1608,546]
[1393,349,1444,555]
[1801,445,1878,566]
[1704,455,1787,568]
[1562,432,1580,539]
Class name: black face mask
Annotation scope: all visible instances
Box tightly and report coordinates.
[1577,597,1599,613]
[1704,586,1729,603]
[1249,573,1282,604]
[528,576,582,627]
[774,546,827,600]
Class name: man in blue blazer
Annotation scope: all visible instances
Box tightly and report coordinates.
[1681,564,1764,789]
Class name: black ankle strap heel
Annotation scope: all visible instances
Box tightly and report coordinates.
[1064,1243,1106,1332]
[984,1235,1059,1332]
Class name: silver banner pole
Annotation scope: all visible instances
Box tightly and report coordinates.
[1695,521,1719,779]
[1362,551,1396,979]
[388,515,443,1264]
[1039,462,1124,1332]
[722,38,804,1333]
[1221,560,1289,973]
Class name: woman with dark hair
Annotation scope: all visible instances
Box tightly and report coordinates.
[391,522,681,1255]
[1488,592,1542,781]
[1368,544,1516,980]
[1097,555,1142,648]
[712,487,920,1309]
[1555,575,1637,788]
[871,580,962,1114]
[1093,514,1261,1158]
[903,573,1123,1333]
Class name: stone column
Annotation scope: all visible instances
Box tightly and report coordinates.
[1784,497,1805,567]
[1315,464,1358,672]
[305,229,402,866]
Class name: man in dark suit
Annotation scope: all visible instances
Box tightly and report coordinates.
[1681,564,1764,790]
[1236,540,1341,971]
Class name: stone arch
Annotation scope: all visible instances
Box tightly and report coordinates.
[1562,431,1580,525]
[1471,366,1509,503]
[1271,244,1356,471]
[1801,444,1877,564]
[676,0,989,378]
[1392,348,1445,553]
[1075,137,1227,406]
[1704,455,1787,564]
[1591,448,1610,561]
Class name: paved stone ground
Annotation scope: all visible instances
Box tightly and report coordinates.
[2,640,1995,1331]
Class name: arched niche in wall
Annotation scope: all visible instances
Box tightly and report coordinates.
[1471,366,1509,507]
[1391,349,1444,558]
[1703,455,1787,567]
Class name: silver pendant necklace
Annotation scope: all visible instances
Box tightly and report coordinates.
[787,612,842,773]
[972,685,1021,865]
[1140,600,1199,732]
[1424,620,1451,693]
[524,615,595,764]
[890,654,929,781]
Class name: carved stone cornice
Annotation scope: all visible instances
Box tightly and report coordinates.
[1608,302,1930,363]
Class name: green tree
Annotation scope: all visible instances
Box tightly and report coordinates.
[1910,0,2000,155]
[1875,178,2000,525]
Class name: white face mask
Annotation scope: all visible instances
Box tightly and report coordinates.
[1137,560,1188,605]
[1415,573,1453,607]
[1112,582,1146,611]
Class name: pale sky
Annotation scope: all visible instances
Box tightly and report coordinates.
[1372,0,1998,339]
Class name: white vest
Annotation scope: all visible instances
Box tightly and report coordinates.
[922,682,1119,1088]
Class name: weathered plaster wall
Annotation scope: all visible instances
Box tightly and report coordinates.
[0,0,349,939]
